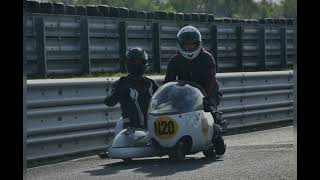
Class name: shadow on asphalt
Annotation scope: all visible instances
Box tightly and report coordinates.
[84,156,224,177]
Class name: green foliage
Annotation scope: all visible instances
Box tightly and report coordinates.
[46,0,296,18]
[280,0,297,18]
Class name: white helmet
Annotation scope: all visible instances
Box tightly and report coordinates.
[177,25,202,60]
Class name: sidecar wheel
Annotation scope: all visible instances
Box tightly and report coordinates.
[215,133,226,156]
[203,146,216,159]
[169,141,186,161]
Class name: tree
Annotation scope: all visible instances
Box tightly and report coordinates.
[44,0,296,18]
[280,0,296,18]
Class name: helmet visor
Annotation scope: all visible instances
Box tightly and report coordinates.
[177,31,200,52]
[181,42,199,52]
[127,58,147,65]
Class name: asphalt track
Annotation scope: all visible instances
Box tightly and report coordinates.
[26,126,295,180]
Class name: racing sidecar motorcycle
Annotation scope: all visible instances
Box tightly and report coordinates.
[98,81,226,161]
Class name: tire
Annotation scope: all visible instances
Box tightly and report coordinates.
[259,19,266,24]
[109,7,120,17]
[129,9,137,18]
[53,3,65,15]
[119,7,129,18]
[147,11,154,19]
[76,6,87,16]
[98,5,110,17]
[176,13,184,21]
[137,11,146,19]
[169,150,185,161]
[40,2,54,14]
[168,12,176,20]
[274,18,281,24]
[191,13,200,22]
[66,5,76,15]
[203,146,216,159]
[155,11,168,20]
[199,13,208,22]
[184,13,192,21]
[87,5,99,16]
[265,18,273,24]
[26,1,40,13]
[279,18,285,25]
[169,147,185,161]
[287,19,294,25]
[169,140,187,161]
[214,133,226,155]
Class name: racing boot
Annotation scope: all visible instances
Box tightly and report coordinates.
[213,124,226,156]
[211,109,228,134]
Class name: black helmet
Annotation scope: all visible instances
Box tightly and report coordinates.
[177,25,202,60]
[125,47,148,76]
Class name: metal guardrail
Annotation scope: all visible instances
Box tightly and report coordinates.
[25,12,295,77]
[26,71,293,161]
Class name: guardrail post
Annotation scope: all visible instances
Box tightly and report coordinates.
[236,26,243,71]
[119,21,127,73]
[152,22,161,73]
[80,16,91,75]
[209,24,219,72]
[35,17,47,78]
[259,26,266,70]
[280,27,287,69]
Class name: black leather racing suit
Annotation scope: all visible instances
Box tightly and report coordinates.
[104,75,159,129]
[164,49,221,106]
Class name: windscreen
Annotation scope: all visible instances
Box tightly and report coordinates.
[148,81,204,115]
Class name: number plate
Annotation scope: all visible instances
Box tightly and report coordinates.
[154,116,179,139]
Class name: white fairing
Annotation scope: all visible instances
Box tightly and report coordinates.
[112,128,150,148]
[109,127,158,159]
[148,110,215,153]
[108,81,220,159]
